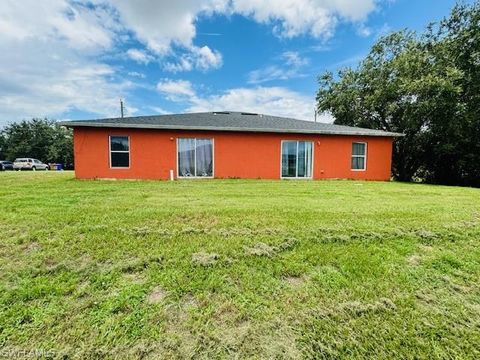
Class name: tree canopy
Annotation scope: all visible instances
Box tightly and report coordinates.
[0,118,73,167]
[317,2,480,187]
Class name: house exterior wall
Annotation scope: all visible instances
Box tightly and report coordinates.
[73,127,394,180]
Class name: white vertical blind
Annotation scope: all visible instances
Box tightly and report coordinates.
[178,138,213,177]
[281,140,313,178]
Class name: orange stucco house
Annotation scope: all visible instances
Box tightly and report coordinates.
[60,111,402,180]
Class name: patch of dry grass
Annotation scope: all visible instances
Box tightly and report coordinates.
[191,252,220,266]
[147,286,166,304]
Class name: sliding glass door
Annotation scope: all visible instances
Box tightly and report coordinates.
[281,140,313,178]
[178,138,213,177]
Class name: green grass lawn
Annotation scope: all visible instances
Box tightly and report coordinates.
[1,172,479,359]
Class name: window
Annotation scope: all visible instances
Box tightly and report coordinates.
[178,138,213,177]
[110,136,129,168]
[281,140,313,178]
[351,142,367,170]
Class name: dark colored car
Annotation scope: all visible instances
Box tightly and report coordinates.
[0,161,14,171]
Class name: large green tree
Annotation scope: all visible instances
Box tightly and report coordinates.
[317,2,480,186]
[0,118,73,167]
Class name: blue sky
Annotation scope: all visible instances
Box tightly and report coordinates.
[0,0,469,126]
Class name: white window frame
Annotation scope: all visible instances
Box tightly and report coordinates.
[280,140,314,180]
[176,138,215,178]
[351,142,367,171]
[109,135,130,169]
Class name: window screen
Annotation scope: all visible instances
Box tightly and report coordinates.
[351,142,366,170]
[110,136,130,168]
[281,141,313,178]
[178,138,213,177]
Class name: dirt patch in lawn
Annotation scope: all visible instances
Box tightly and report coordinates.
[180,293,198,309]
[245,242,276,257]
[245,238,298,257]
[147,286,167,304]
[23,242,41,254]
[284,275,307,287]
[407,254,422,266]
[191,252,220,266]
[415,229,439,242]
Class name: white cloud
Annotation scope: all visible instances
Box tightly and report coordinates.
[127,71,146,78]
[282,51,309,67]
[110,0,215,54]
[163,58,194,73]
[126,48,153,64]
[0,63,133,120]
[107,1,226,71]
[163,45,223,72]
[356,24,372,37]
[193,45,223,70]
[157,79,196,100]
[156,80,322,122]
[189,86,317,121]
[248,66,296,84]
[248,51,309,84]
[108,0,380,51]
[230,0,377,39]
[0,45,134,122]
[0,1,134,124]
[0,0,116,50]
[150,106,172,115]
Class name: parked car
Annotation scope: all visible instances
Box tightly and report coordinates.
[0,160,14,171]
[13,158,50,171]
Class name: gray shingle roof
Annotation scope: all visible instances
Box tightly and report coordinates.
[59,111,403,137]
